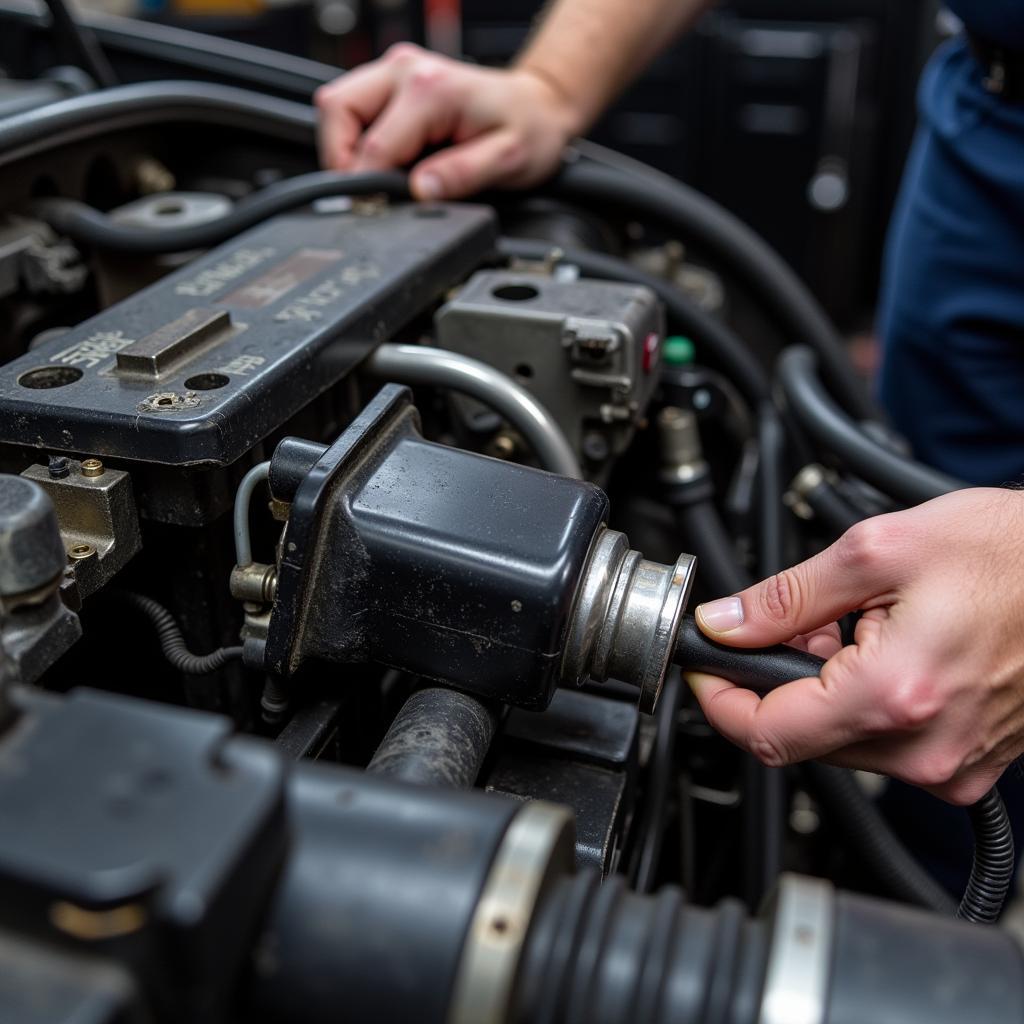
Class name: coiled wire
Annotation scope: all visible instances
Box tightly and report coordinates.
[119,592,243,674]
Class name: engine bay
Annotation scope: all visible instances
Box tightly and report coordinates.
[0,14,1022,1023]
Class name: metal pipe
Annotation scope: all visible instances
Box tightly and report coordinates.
[233,461,270,567]
[365,344,582,479]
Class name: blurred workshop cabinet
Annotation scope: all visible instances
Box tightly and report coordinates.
[456,0,939,328]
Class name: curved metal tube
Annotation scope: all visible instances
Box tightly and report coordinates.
[233,461,270,567]
[365,344,582,479]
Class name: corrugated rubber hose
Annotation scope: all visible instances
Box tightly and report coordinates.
[118,592,243,675]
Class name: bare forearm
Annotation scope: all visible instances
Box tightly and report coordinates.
[516,0,712,133]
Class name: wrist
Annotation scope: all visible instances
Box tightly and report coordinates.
[510,62,592,137]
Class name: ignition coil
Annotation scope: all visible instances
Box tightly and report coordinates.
[248,384,695,714]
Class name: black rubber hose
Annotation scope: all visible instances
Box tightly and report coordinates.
[674,500,747,598]
[498,237,771,406]
[959,788,1015,924]
[801,473,865,535]
[778,347,965,505]
[515,871,762,1024]
[42,0,116,88]
[675,614,827,693]
[541,159,874,421]
[750,404,787,902]
[118,592,243,674]
[801,762,957,915]
[366,687,500,789]
[631,669,685,893]
[32,170,411,254]
[673,625,1013,918]
[671,485,782,905]
[0,81,316,172]
[757,404,785,580]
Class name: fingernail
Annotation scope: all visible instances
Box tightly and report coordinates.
[696,597,744,634]
[414,172,444,200]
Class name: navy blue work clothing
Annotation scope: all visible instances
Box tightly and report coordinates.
[877,15,1024,899]
[878,36,1024,485]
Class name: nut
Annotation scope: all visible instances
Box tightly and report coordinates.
[81,458,104,478]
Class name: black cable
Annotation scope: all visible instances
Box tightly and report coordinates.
[632,669,685,893]
[675,625,1011,919]
[757,405,785,580]
[42,0,116,89]
[801,475,865,535]
[118,592,243,674]
[748,404,786,904]
[800,762,957,914]
[958,788,1014,924]
[539,159,874,421]
[674,499,748,598]
[778,347,965,505]
[498,238,771,407]
[32,170,410,254]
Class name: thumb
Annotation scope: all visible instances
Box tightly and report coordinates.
[410,128,528,200]
[695,522,896,647]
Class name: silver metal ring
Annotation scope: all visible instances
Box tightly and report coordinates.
[447,801,575,1024]
[759,874,835,1024]
[560,527,627,688]
[637,551,695,714]
[559,527,696,714]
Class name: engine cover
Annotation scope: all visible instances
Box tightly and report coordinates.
[0,202,496,471]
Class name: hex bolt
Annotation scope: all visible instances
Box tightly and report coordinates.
[81,459,105,478]
[490,434,517,460]
[48,456,70,479]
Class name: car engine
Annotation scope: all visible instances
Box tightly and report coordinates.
[0,10,1022,1023]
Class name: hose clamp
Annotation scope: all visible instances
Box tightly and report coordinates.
[759,874,836,1024]
[447,801,575,1024]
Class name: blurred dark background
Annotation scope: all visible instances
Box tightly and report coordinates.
[88,0,945,330]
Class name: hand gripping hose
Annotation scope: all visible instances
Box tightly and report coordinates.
[674,615,1013,922]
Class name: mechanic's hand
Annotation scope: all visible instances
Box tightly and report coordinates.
[314,44,583,200]
[687,487,1024,805]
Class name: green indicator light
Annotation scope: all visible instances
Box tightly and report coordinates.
[662,335,695,366]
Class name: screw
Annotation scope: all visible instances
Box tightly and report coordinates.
[81,459,104,478]
[68,544,96,561]
[490,434,516,460]
[48,455,70,479]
